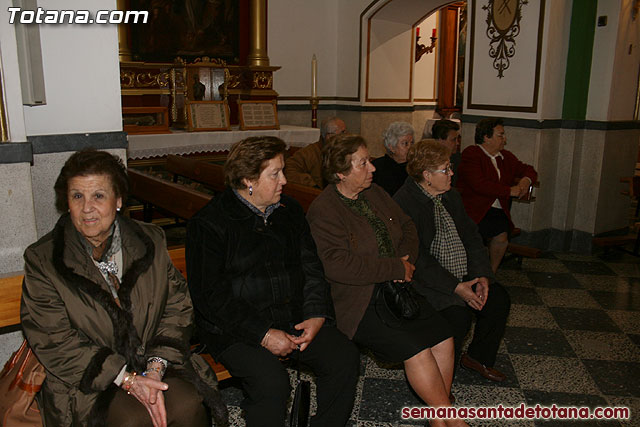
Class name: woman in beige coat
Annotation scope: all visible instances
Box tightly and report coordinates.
[20,149,226,427]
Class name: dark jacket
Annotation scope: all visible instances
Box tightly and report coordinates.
[307,184,418,338]
[456,145,537,227]
[372,154,408,196]
[186,189,334,357]
[21,215,226,426]
[394,178,494,311]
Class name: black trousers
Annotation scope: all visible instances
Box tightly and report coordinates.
[439,282,510,367]
[217,326,360,427]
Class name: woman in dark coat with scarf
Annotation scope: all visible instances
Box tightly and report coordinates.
[20,149,226,427]
[186,136,359,427]
[393,139,511,383]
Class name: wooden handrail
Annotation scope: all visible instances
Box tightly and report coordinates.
[128,169,212,221]
[166,155,323,212]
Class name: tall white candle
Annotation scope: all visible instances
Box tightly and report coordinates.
[311,54,318,98]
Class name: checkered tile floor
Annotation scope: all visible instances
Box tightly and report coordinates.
[217,251,640,426]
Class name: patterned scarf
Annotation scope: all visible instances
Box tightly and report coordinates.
[79,219,123,303]
[335,187,395,257]
[417,182,467,280]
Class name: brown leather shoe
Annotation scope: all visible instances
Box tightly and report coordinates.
[460,353,506,382]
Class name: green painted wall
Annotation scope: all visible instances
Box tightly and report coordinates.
[561,0,597,120]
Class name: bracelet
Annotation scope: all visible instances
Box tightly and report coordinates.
[146,357,167,377]
[262,329,272,347]
[123,372,137,394]
[144,366,164,377]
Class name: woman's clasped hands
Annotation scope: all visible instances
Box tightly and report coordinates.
[123,371,169,427]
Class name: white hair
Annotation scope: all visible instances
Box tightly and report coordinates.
[383,122,414,151]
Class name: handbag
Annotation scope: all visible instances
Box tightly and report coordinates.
[0,340,45,427]
[288,353,310,427]
[375,280,421,324]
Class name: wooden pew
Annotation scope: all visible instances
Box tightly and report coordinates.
[505,180,543,265]
[166,155,322,212]
[128,169,212,222]
[0,274,23,329]
[166,155,225,193]
[168,246,231,381]
[591,176,640,256]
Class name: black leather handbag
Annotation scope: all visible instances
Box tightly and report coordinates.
[288,354,310,427]
[375,281,421,324]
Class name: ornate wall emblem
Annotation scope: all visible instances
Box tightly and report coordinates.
[483,0,527,78]
[252,71,273,89]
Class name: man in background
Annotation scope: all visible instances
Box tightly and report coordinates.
[285,117,346,188]
[431,119,461,186]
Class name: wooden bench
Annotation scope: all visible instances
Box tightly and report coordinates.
[0,250,231,382]
[505,179,543,266]
[0,274,23,330]
[166,155,225,193]
[166,155,322,212]
[128,169,212,222]
[590,177,640,256]
[168,247,231,381]
[506,228,542,266]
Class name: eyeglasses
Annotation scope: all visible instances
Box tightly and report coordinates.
[430,164,453,174]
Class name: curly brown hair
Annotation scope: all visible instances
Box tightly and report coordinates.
[475,117,503,145]
[322,134,367,184]
[54,149,128,213]
[406,139,451,183]
[225,136,287,189]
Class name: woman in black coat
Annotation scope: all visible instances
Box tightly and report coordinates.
[393,140,511,383]
[186,136,359,426]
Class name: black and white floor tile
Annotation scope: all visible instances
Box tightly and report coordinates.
[217,251,640,426]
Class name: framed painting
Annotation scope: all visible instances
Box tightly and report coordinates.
[128,0,240,63]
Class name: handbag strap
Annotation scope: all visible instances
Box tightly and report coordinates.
[1,340,29,379]
[295,350,302,382]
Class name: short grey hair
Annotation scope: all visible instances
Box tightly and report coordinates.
[383,122,414,151]
[321,117,344,140]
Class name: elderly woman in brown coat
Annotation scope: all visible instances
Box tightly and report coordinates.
[307,135,467,427]
[20,149,226,427]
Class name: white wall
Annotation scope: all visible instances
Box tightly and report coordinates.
[268,0,339,98]
[538,0,572,119]
[607,0,640,121]
[337,0,371,99]
[0,7,27,142]
[586,0,620,121]
[413,15,438,102]
[367,19,412,100]
[465,0,545,117]
[22,0,122,136]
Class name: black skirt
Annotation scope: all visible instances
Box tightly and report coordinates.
[477,207,509,240]
[352,284,452,363]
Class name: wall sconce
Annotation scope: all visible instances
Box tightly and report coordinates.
[415,27,437,62]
